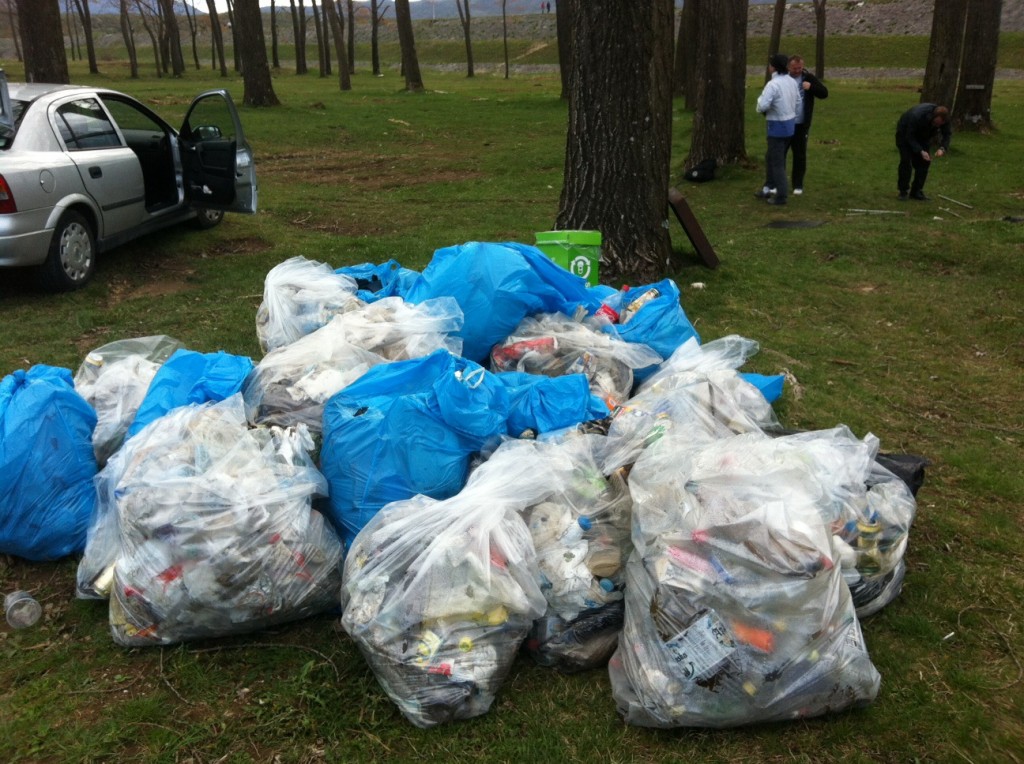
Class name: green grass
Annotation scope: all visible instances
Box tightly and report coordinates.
[1,35,1023,763]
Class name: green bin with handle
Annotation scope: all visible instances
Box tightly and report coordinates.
[534,230,601,286]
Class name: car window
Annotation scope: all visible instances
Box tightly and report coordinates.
[56,98,122,150]
[101,96,167,135]
[183,96,237,143]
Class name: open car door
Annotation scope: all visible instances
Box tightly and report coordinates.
[179,90,257,214]
[0,70,14,140]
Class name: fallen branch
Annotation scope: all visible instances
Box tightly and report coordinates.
[938,194,973,209]
[939,206,964,219]
[843,208,907,215]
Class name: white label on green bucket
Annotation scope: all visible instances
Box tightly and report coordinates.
[569,255,592,280]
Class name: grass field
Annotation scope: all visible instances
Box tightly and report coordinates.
[1,32,1022,764]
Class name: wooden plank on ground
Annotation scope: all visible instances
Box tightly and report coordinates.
[668,187,720,269]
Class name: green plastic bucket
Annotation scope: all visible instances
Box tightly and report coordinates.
[534,230,601,286]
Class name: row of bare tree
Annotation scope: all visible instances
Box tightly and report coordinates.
[3,0,1005,283]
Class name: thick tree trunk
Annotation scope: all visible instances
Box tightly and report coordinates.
[15,0,69,83]
[812,0,826,78]
[234,0,280,106]
[681,0,698,110]
[686,0,748,169]
[394,0,424,92]
[119,0,138,78]
[324,0,351,90]
[956,0,1001,131]
[556,0,675,284]
[921,0,966,108]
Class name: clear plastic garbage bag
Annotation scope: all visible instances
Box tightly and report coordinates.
[521,434,634,672]
[341,439,575,728]
[256,256,363,353]
[76,395,342,645]
[244,297,463,431]
[609,428,881,728]
[490,313,661,409]
[74,335,184,466]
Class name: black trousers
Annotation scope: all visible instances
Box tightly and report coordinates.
[896,134,931,194]
[789,122,810,190]
[765,135,790,200]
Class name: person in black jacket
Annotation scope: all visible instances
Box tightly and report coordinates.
[895,103,952,201]
[786,55,828,196]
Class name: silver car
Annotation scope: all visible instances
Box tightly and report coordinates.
[0,70,257,291]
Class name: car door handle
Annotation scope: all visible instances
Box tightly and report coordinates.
[89,166,103,178]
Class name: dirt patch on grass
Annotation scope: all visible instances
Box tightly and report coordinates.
[260,149,481,192]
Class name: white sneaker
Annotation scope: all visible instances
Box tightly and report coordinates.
[793,188,803,195]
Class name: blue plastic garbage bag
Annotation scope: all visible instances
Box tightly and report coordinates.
[321,349,510,546]
[603,279,700,382]
[0,365,97,560]
[497,371,609,437]
[128,349,254,438]
[336,260,420,303]
[740,372,785,404]
[404,242,602,364]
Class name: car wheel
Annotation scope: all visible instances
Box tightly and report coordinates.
[192,207,224,230]
[39,210,96,292]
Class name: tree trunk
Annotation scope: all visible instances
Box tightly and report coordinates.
[921,0,966,109]
[271,0,280,69]
[66,0,81,62]
[73,0,98,72]
[133,0,162,77]
[766,0,786,81]
[206,0,228,76]
[182,0,201,70]
[371,0,381,76]
[956,0,1001,131]
[455,0,474,78]
[556,0,675,284]
[501,0,509,79]
[686,0,748,169]
[16,0,69,83]
[394,0,424,92]
[119,0,138,78]
[312,0,329,76]
[234,0,280,106]
[681,0,697,110]
[346,0,355,73]
[226,0,240,72]
[554,0,570,99]
[6,0,22,61]
[297,0,308,74]
[157,0,185,76]
[324,0,351,90]
[812,0,826,78]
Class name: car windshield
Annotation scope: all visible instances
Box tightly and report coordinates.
[0,99,27,150]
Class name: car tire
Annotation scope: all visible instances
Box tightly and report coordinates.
[39,210,96,292]
[192,207,224,230]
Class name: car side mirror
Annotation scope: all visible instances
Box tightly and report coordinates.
[191,124,223,141]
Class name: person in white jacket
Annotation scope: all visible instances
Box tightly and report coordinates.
[755,54,800,205]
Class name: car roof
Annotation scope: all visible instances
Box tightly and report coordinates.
[8,82,101,101]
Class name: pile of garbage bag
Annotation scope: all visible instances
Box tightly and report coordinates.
[0,240,926,731]
[76,395,343,645]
